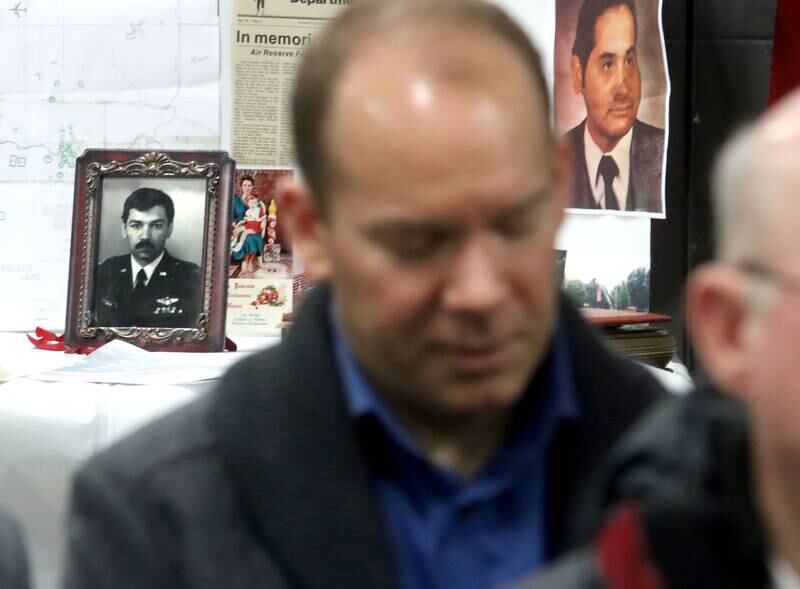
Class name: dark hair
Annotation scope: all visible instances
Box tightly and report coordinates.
[121,187,175,224]
[572,0,637,80]
[240,175,255,185]
[292,0,550,208]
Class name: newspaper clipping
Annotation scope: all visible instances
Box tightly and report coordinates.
[230,0,351,166]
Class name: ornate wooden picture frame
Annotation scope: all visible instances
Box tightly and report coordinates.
[65,150,234,351]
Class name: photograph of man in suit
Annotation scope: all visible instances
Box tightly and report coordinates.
[93,187,201,328]
[566,0,664,214]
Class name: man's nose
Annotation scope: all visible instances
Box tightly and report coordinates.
[441,235,508,314]
[612,66,630,94]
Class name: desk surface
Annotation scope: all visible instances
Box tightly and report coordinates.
[0,332,278,589]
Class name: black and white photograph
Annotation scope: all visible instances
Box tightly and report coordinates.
[94,177,206,329]
[65,150,235,351]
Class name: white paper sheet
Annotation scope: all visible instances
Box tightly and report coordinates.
[31,338,277,385]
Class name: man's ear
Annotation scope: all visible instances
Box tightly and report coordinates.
[120,223,127,239]
[687,263,756,397]
[571,55,583,95]
[278,180,333,280]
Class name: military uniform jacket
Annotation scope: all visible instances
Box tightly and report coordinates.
[93,251,201,328]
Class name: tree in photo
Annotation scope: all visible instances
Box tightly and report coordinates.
[565,278,588,307]
[610,280,631,310]
[626,267,650,311]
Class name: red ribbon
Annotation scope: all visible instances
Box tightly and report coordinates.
[30,328,239,354]
[27,327,100,355]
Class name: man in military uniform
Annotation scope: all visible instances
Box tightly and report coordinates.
[94,187,201,328]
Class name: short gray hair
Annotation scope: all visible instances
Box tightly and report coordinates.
[712,91,800,308]
[712,131,775,309]
[711,124,765,263]
[712,94,800,262]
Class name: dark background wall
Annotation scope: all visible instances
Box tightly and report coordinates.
[650,0,777,367]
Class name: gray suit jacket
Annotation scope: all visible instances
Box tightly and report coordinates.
[0,509,30,589]
[62,285,666,589]
[565,119,665,214]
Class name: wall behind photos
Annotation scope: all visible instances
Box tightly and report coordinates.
[0,0,221,331]
[652,0,777,363]
[5,0,655,331]
[0,0,782,368]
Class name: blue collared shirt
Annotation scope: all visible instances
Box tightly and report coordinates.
[331,308,578,589]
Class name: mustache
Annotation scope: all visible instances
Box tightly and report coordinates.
[135,239,155,250]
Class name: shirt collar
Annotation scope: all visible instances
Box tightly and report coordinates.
[129,251,165,287]
[584,122,633,209]
[330,305,421,456]
[330,303,578,471]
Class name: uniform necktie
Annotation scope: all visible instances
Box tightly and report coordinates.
[134,268,147,290]
[598,155,620,210]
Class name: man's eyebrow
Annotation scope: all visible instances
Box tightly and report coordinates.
[127,218,167,225]
[362,219,454,238]
[597,47,635,60]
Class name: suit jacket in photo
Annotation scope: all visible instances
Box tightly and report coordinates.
[565,119,665,214]
[93,250,201,328]
[63,285,667,589]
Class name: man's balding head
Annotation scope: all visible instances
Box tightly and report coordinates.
[282,0,568,433]
[291,0,551,208]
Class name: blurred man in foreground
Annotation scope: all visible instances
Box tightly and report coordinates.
[527,89,800,589]
[62,1,665,588]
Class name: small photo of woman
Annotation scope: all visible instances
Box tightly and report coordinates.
[229,168,294,279]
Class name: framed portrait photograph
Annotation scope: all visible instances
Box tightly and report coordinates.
[554,0,668,217]
[65,150,235,351]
